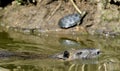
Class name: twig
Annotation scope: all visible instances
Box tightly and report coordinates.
[46,1,62,21]
[70,0,87,17]
[70,0,82,14]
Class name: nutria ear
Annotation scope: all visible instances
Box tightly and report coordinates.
[76,52,82,55]
[63,51,70,58]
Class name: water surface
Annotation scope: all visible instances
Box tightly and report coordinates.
[0,28,120,71]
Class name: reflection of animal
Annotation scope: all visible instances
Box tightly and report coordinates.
[52,48,101,61]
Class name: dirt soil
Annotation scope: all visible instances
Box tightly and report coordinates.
[0,0,120,35]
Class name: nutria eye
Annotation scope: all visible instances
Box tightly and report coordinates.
[63,51,70,58]
[97,51,100,55]
[76,52,82,55]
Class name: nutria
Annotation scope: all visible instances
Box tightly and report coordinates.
[0,48,101,60]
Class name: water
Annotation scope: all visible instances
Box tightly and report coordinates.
[0,28,120,71]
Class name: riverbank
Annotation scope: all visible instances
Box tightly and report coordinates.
[0,0,120,36]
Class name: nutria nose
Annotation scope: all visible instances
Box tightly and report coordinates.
[63,51,70,58]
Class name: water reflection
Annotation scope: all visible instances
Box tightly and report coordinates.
[59,38,80,48]
[0,30,120,71]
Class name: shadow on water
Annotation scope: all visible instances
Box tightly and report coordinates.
[0,29,120,71]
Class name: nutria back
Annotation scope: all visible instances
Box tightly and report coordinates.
[0,50,49,59]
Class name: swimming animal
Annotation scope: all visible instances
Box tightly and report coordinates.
[0,48,101,61]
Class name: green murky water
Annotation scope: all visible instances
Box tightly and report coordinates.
[0,28,120,71]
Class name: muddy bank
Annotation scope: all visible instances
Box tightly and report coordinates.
[0,0,120,35]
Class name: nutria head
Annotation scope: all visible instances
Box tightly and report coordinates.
[71,48,101,59]
[52,48,101,61]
